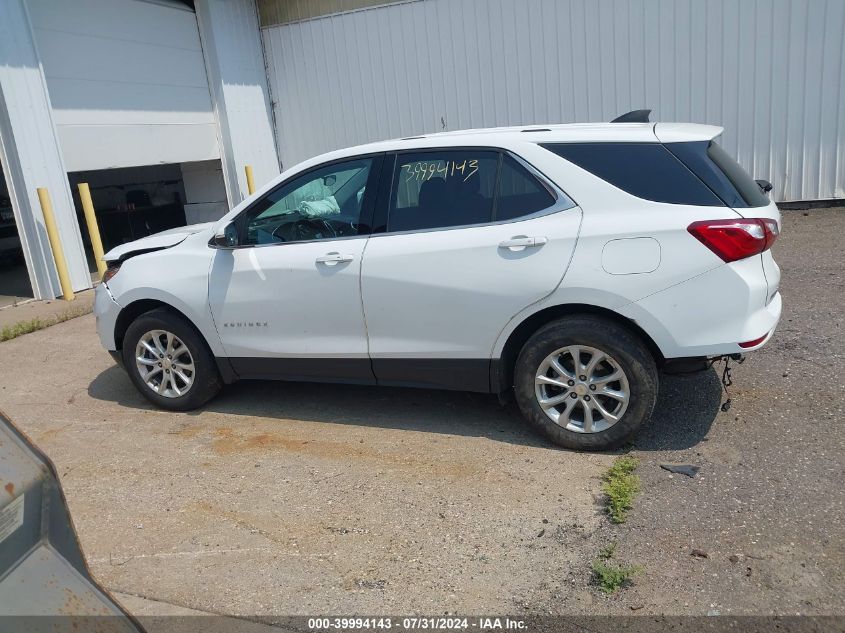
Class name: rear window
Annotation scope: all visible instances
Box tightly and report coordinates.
[666,141,769,208]
[541,143,723,206]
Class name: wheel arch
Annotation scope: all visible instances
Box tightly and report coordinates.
[114,299,195,352]
[114,298,237,384]
[492,303,666,393]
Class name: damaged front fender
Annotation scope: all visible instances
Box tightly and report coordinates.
[103,222,215,263]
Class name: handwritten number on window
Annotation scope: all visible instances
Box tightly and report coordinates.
[402,159,480,183]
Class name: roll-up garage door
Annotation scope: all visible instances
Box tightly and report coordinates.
[27,0,220,172]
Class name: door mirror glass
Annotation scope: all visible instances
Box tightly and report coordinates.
[211,222,238,248]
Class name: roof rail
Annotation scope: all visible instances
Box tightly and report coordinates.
[610,109,652,123]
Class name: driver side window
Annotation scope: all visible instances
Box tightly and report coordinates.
[242,158,374,245]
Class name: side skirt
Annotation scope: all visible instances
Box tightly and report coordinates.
[227,357,376,385]
[219,357,493,393]
[371,358,491,393]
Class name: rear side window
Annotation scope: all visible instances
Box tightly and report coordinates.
[666,141,769,208]
[542,142,723,206]
[388,151,499,232]
[385,150,564,232]
[495,155,557,221]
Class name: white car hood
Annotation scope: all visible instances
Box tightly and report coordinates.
[103,222,214,262]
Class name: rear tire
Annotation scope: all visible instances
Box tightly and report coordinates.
[121,308,222,411]
[513,315,658,451]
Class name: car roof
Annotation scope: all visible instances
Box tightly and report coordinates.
[222,119,725,227]
[301,121,724,168]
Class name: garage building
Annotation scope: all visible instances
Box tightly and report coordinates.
[0,0,278,303]
[1,0,843,303]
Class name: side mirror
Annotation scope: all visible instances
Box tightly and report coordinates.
[211,222,239,248]
[756,179,773,194]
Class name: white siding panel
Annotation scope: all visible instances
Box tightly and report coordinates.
[28,0,220,171]
[263,0,845,201]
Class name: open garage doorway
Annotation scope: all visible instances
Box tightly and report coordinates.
[67,160,228,271]
[0,159,34,308]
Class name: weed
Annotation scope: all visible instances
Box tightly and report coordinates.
[602,455,641,524]
[0,306,91,343]
[597,541,617,560]
[591,558,642,593]
[591,458,644,593]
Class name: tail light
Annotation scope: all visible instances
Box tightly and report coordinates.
[687,218,780,263]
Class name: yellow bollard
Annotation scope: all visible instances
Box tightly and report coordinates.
[245,164,255,195]
[36,187,75,301]
[77,183,107,279]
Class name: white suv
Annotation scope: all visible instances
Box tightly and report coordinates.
[94,113,781,450]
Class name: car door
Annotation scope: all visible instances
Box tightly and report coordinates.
[360,148,582,392]
[208,154,383,383]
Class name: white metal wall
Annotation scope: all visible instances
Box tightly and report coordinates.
[263,0,845,202]
[28,0,221,172]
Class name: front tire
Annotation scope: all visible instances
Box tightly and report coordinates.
[514,315,658,451]
[121,308,222,411]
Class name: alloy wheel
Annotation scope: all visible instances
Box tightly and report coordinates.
[534,345,630,433]
[135,330,195,398]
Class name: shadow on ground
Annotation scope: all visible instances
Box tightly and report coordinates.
[89,364,722,451]
[634,368,723,451]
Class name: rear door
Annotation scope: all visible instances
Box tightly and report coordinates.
[360,148,581,391]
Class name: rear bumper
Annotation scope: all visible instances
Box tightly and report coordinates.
[619,256,782,358]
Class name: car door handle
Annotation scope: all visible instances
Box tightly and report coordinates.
[498,236,548,250]
[316,252,354,264]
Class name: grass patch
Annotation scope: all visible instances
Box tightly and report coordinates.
[602,455,641,524]
[591,459,645,593]
[592,558,643,594]
[592,540,642,593]
[597,541,617,561]
[0,306,91,342]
